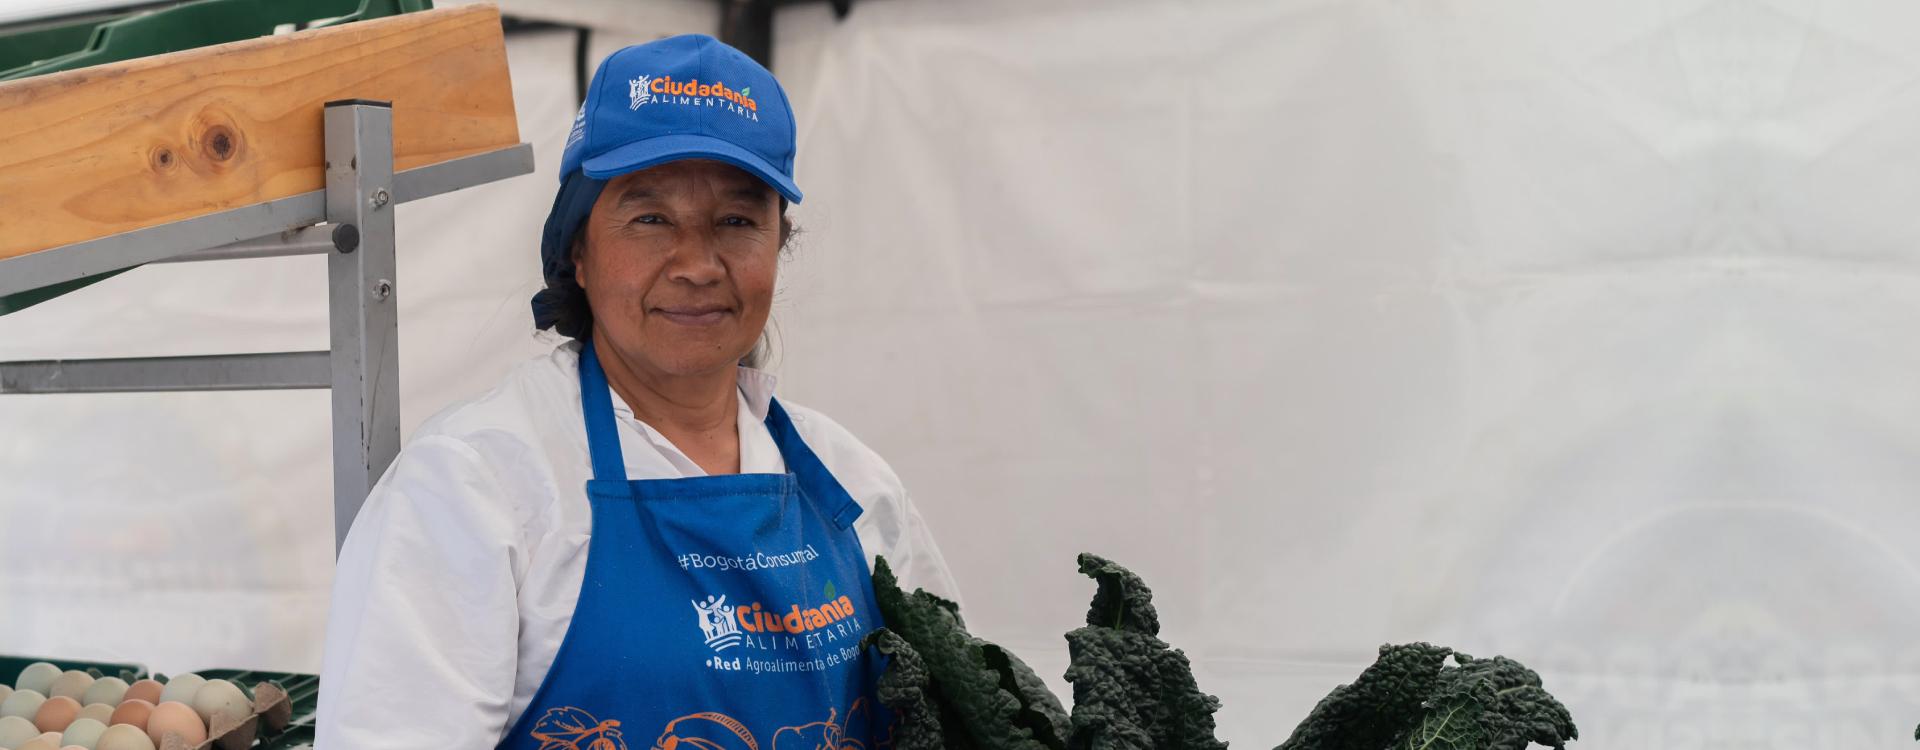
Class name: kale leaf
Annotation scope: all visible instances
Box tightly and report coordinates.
[1063,553,1229,750]
[870,556,1069,750]
[1430,654,1577,750]
[1278,645,1576,750]
[862,627,949,750]
[1276,643,1455,750]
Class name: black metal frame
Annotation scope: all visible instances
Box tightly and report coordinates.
[720,0,854,69]
[499,0,856,105]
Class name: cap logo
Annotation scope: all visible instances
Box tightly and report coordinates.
[624,73,762,122]
[629,75,654,110]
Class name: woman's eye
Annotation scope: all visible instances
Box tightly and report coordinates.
[631,214,666,225]
[721,216,755,228]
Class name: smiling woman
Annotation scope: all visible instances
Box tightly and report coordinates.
[575,161,790,474]
[317,34,961,750]
[536,164,796,375]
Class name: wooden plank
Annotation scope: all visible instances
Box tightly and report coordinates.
[0,5,520,261]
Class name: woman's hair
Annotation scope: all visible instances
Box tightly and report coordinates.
[532,199,796,368]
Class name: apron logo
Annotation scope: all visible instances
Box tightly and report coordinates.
[735,595,859,636]
[692,595,744,651]
[693,591,865,656]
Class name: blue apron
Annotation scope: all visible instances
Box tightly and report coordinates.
[497,342,892,750]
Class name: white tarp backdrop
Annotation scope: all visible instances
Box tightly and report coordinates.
[5,1,1920,748]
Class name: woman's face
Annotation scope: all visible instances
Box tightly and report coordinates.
[575,160,783,378]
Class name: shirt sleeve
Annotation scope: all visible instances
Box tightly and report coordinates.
[883,487,966,611]
[317,434,523,750]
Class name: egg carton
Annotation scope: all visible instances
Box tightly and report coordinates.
[2,657,315,750]
[192,671,313,750]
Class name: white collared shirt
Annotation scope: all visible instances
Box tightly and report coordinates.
[315,342,961,750]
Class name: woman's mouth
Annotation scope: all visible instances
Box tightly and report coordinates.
[653,306,732,326]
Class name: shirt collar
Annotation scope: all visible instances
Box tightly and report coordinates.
[567,341,777,422]
[734,366,776,421]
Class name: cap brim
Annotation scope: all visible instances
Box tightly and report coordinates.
[580,133,802,204]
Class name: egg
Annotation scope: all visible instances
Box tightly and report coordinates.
[76,704,112,727]
[0,714,44,747]
[14,664,59,695]
[44,674,92,703]
[103,700,151,732]
[0,685,12,705]
[16,731,64,750]
[31,696,79,732]
[117,682,160,708]
[151,677,200,710]
[59,717,107,750]
[92,724,154,750]
[75,679,124,710]
[1,689,46,720]
[184,680,249,729]
[140,703,202,748]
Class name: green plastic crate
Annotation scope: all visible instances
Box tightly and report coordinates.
[0,0,433,81]
[0,14,114,74]
[0,654,146,684]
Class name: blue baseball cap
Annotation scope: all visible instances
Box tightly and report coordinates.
[536,34,801,328]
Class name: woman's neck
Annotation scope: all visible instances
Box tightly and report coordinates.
[591,334,741,475]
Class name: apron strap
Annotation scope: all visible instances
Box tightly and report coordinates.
[763,398,866,530]
[577,341,630,483]
[582,340,866,528]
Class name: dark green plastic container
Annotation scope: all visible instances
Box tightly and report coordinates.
[0,654,146,684]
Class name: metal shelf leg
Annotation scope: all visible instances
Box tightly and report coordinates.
[324,100,400,554]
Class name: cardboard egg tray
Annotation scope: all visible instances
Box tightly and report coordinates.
[1,657,316,750]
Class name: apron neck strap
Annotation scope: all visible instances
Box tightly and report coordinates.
[762,398,866,530]
[577,340,630,482]
[578,341,866,531]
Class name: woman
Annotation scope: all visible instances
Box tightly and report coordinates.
[316,34,959,750]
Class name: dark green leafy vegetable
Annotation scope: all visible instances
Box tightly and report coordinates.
[1063,553,1229,750]
[1435,654,1577,750]
[1277,645,1577,750]
[870,556,1068,750]
[864,555,1574,750]
[1277,643,1455,750]
[1393,673,1486,750]
[987,642,1074,748]
[862,628,949,750]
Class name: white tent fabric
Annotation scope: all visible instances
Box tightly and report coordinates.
[5,1,1920,748]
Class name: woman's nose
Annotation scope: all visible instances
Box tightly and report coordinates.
[662,233,726,285]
